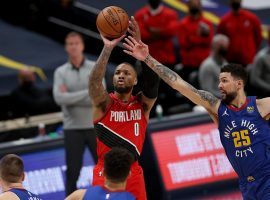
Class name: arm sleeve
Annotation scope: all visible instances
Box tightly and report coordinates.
[141,62,160,99]
[53,69,90,106]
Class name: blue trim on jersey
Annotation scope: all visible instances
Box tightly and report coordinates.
[218,96,270,179]
[9,188,42,200]
[83,185,135,200]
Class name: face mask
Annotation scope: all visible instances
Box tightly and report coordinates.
[231,2,241,11]
[218,48,228,57]
[189,7,200,15]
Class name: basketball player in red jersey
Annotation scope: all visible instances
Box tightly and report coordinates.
[88,17,159,200]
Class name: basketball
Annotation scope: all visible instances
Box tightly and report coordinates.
[96,6,129,39]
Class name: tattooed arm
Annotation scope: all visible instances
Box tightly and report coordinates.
[89,34,125,120]
[123,36,220,120]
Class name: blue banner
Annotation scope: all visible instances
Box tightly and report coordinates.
[21,148,94,200]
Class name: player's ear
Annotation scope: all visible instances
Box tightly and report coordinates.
[134,78,138,85]
[22,172,25,182]
[237,80,243,89]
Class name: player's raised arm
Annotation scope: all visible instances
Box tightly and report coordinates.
[89,35,125,113]
[123,36,220,115]
[128,16,159,118]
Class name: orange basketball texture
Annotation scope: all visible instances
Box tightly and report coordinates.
[96,6,129,39]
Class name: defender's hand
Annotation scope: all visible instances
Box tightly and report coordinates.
[128,16,141,42]
[123,36,149,61]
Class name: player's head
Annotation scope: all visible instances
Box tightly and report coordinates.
[113,62,138,94]
[104,147,133,184]
[148,0,162,9]
[229,0,242,11]
[219,64,248,104]
[211,34,229,57]
[0,154,25,185]
[187,0,202,15]
[65,31,85,59]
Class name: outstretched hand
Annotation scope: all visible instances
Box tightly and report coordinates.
[100,34,126,49]
[128,16,141,42]
[123,36,149,61]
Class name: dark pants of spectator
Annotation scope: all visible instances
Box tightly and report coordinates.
[64,129,97,196]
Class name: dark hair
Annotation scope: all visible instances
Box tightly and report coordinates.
[220,63,248,85]
[104,147,133,183]
[0,154,24,183]
[65,31,84,43]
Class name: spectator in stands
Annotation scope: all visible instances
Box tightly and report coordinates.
[177,0,214,83]
[135,0,179,115]
[53,32,101,196]
[135,0,179,67]
[0,154,42,200]
[199,34,229,97]
[65,147,135,200]
[217,0,262,67]
[249,26,270,97]
[10,67,58,117]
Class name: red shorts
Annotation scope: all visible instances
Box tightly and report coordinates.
[92,160,147,200]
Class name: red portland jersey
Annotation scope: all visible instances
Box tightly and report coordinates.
[94,93,147,160]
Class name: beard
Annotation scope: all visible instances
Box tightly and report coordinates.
[221,91,237,105]
[114,85,133,94]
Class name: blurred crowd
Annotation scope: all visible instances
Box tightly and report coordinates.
[7,0,270,119]
[134,0,269,115]
[1,0,270,199]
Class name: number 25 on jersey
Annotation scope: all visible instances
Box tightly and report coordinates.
[232,130,251,148]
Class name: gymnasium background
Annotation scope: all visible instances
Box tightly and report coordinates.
[0,0,270,199]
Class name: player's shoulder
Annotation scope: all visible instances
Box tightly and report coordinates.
[65,189,86,200]
[0,191,20,200]
[255,97,270,118]
[125,192,136,200]
[256,97,270,105]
